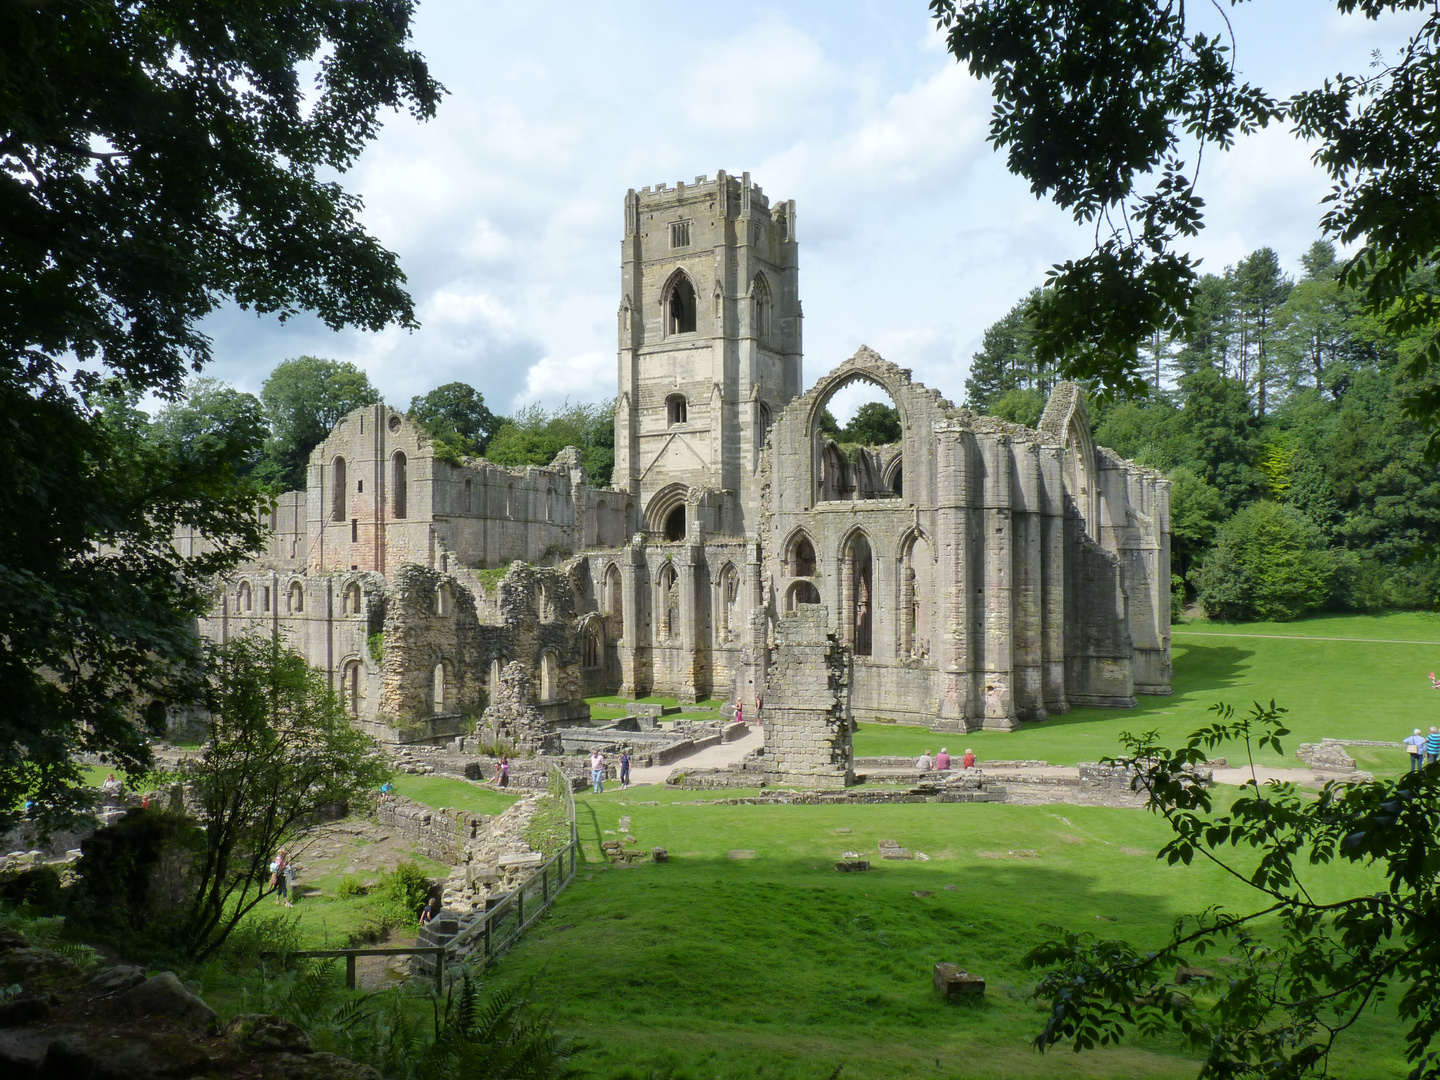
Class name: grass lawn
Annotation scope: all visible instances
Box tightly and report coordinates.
[854,612,1440,769]
[483,793,1406,1080]
[585,695,726,723]
[388,774,518,816]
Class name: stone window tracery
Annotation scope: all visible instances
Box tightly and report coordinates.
[665,273,697,334]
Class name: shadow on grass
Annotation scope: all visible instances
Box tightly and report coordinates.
[1012,643,1254,734]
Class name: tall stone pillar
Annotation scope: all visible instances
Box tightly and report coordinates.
[981,435,1017,731]
[677,540,703,703]
[618,537,648,697]
[762,606,853,788]
[840,545,856,649]
[932,423,973,732]
[1038,447,1069,714]
[1012,443,1047,722]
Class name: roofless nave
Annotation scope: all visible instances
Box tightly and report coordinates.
[193,170,1172,748]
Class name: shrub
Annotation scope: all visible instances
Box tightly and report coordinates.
[336,875,368,898]
[1194,501,1335,621]
[377,861,432,921]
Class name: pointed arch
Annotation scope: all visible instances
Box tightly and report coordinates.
[341,658,363,716]
[715,562,741,644]
[839,528,874,656]
[603,562,625,641]
[645,483,689,538]
[783,528,817,577]
[287,579,305,614]
[662,269,697,335]
[898,528,934,660]
[331,457,347,522]
[749,271,772,341]
[655,560,678,642]
[391,451,408,519]
[343,580,363,616]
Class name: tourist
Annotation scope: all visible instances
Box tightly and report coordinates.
[420,897,439,927]
[590,749,605,794]
[378,780,394,802]
[1429,727,1440,766]
[139,792,151,810]
[1405,728,1427,772]
[934,748,951,771]
[755,695,763,724]
[735,700,744,726]
[620,749,631,789]
[916,749,932,771]
[497,756,510,788]
[101,772,119,793]
[962,748,977,770]
[270,848,293,907]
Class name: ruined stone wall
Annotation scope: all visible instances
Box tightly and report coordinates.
[762,606,853,787]
[374,794,493,864]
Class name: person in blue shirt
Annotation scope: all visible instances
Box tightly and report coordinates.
[1427,727,1440,766]
[1404,728,1427,772]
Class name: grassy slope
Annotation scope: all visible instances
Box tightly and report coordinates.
[484,794,1404,1080]
[855,612,1440,768]
[388,774,518,816]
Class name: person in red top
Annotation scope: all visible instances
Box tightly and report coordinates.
[934,748,951,770]
[962,748,976,769]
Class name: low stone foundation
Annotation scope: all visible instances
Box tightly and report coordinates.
[373,796,495,864]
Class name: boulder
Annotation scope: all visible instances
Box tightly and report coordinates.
[833,860,870,872]
[39,1031,210,1079]
[0,1028,51,1079]
[225,1014,312,1055]
[0,996,50,1027]
[0,947,83,998]
[110,972,217,1031]
[85,965,147,996]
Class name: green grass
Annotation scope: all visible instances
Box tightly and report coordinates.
[388,774,518,815]
[855,612,1438,769]
[482,794,1406,1079]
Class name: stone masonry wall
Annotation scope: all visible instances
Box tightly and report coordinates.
[762,606,854,786]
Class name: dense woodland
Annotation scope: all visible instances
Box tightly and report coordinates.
[965,242,1440,621]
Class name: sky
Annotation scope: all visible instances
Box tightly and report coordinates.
[197,1,1427,424]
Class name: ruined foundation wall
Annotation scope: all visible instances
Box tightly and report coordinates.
[762,606,854,787]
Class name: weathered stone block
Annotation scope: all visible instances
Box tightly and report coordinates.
[933,963,985,1001]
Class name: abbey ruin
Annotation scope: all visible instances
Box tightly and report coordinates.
[196,171,1172,748]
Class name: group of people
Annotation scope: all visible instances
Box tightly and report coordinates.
[916,747,976,771]
[588,748,632,793]
[1403,727,1440,770]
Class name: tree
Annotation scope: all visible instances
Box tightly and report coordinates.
[485,401,615,487]
[409,382,501,464]
[1230,248,1293,417]
[1195,501,1334,621]
[152,379,269,479]
[1028,702,1440,1079]
[260,356,382,488]
[179,634,389,961]
[1165,465,1225,583]
[966,289,1044,410]
[932,0,1440,441]
[0,1,439,826]
[838,401,903,445]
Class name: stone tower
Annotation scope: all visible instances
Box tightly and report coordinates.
[615,171,801,542]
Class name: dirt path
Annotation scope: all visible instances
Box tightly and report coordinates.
[624,725,764,786]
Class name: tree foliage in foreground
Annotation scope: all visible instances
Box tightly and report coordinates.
[1027,702,1440,1078]
[178,635,388,962]
[931,0,1440,442]
[0,0,439,825]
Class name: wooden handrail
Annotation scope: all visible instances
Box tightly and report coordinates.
[259,946,446,992]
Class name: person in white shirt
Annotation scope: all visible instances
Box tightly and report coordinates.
[590,749,605,793]
[916,749,933,771]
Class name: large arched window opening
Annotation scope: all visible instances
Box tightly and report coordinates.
[238,581,252,612]
[900,532,933,660]
[391,451,408,519]
[716,563,740,644]
[785,532,817,577]
[331,457,347,522]
[655,562,678,642]
[435,583,451,616]
[343,582,363,616]
[342,660,362,716]
[841,531,874,656]
[583,627,602,669]
[288,580,305,613]
[666,394,688,426]
[603,563,624,640]
[812,376,905,504]
[665,272,697,335]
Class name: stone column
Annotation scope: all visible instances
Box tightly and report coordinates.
[981,435,1017,731]
[618,538,647,697]
[1038,447,1069,714]
[840,544,856,649]
[931,424,972,732]
[1012,443,1047,722]
[677,541,703,703]
[762,606,853,788]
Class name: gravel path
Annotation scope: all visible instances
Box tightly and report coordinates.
[622,725,765,787]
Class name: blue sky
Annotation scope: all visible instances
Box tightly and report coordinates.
[196,1,1426,423]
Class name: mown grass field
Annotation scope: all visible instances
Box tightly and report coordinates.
[855,612,1440,768]
[477,612,1431,1079]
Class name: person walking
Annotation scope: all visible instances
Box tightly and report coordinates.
[619,749,631,789]
[590,749,605,794]
[1405,728,1427,772]
[934,748,951,771]
[1428,727,1440,767]
[270,848,294,907]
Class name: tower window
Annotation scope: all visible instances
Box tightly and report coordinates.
[667,394,688,426]
[666,274,697,334]
[669,221,691,248]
